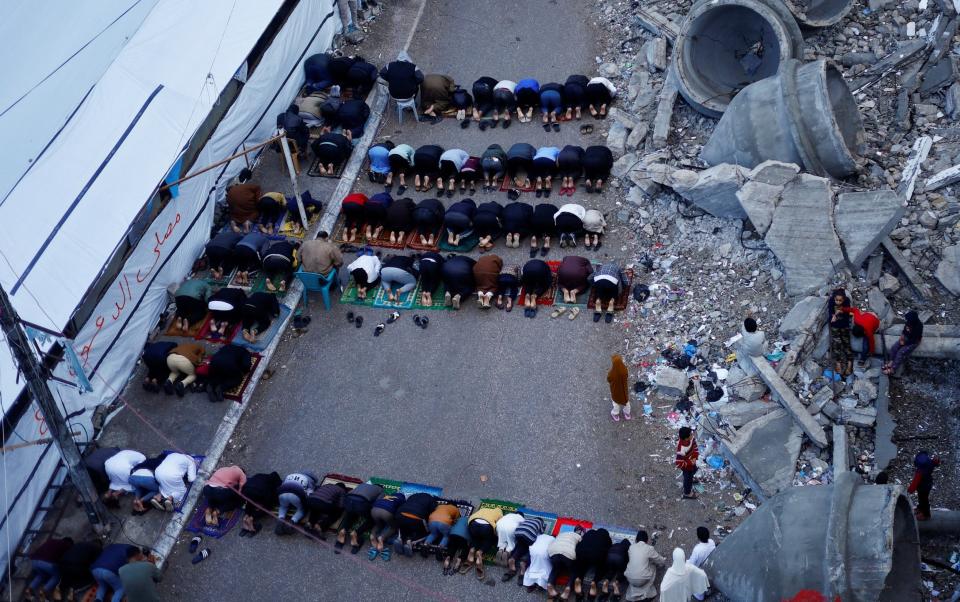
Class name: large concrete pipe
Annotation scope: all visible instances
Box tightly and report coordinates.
[783,0,855,28]
[702,59,865,178]
[881,325,960,360]
[672,0,804,117]
[703,472,921,601]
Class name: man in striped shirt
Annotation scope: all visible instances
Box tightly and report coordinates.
[503,516,547,583]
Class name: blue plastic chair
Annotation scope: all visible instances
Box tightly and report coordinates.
[295,266,337,311]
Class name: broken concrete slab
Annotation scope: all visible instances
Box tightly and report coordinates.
[832,424,849,473]
[924,162,960,191]
[608,108,643,131]
[726,409,802,498]
[726,365,766,402]
[867,286,893,326]
[896,136,932,202]
[625,122,649,150]
[652,78,678,149]
[779,295,827,339]
[844,406,877,428]
[878,272,900,295]
[833,190,905,269]
[750,356,829,448]
[670,163,750,219]
[717,400,777,427]
[634,7,679,42]
[935,244,960,296]
[611,153,639,179]
[748,160,801,186]
[881,238,931,299]
[645,37,668,72]
[874,374,896,472]
[763,174,844,296]
[654,366,689,398]
[606,122,628,156]
[736,181,782,236]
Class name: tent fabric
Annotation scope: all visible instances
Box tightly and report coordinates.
[0,0,342,578]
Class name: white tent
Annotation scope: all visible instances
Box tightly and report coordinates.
[0,0,341,576]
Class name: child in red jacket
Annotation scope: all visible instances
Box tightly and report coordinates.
[908,451,940,520]
[676,426,699,499]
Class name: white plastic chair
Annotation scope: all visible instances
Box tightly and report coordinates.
[393,96,419,124]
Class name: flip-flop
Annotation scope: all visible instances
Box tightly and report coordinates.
[460,119,470,129]
[189,536,202,554]
[544,189,551,198]
[623,412,633,421]
[605,312,614,324]
[580,124,594,135]
[437,187,444,198]
[368,548,379,561]
[419,316,429,329]
[593,312,602,323]
[502,119,511,129]
[355,316,363,328]
[479,121,489,131]
[373,323,385,336]
[386,311,400,324]
[529,248,538,258]
[381,548,392,561]
[552,123,561,132]
[540,247,550,257]
[334,541,344,554]
[594,241,602,251]
[446,190,454,198]
[397,185,408,195]
[543,123,551,132]
[585,182,594,193]
[568,307,581,320]
[611,413,620,422]
[191,549,211,565]
[239,528,249,538]
[351,544,361,554]
[551,307,567,319]
[347,311,355,323]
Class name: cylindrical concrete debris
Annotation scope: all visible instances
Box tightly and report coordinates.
[702,473,921,601]
[782,0,855,28]
[702,59,865,178]
[672,0,804,117]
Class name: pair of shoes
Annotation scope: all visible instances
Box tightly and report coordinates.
[413,314,429,329]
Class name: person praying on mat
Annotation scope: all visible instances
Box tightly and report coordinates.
[367,141,395,184]
[583,208,607,250]
[563,74,589,120]
[285,190,322,236]
[380,254,419,302]
[337,98,371,138]
[204,230,243,281]
[557,145,584,196]
[318,88,343,130]
[506,142,536,189]
[437,148,469,197]
[386,143,415,193]
[25,536,73,601]
[441,255,477,310]
[466,506,503,579]
[481,144,508,192]
[584,145,614,193]
[306,482,348,537]
[496,264,521,312]
[363,191,393,240]
[164,342,205,397]
[226,181,262,233]
[304,53,334,92]
[413,144,444,192]
[336,482,384,553]
[171,278,211,334]
[379,51,424,101]
[240,471,282,537]
[412,198,444,245]
[418,251,444,306]
[90,544,136,602]
[441,514,472,574]
[600,537,630,600]
[493,79,517,128]
[592,261,629,324]
[256,192,286,234]
[495,511,525,565]
[346,56,379,97]
[586,76,617,118]
[531,202,559,258]
[420,74,456,123]
[300,231,343,278]
[394,493,438,556]
[539,82,564,130]
[152,452,197,512]
[277,103,309,157]
[327,55,356,86]
[547,525,584,600]
[524,533,557,592]
[574,528,612,600]
[341,192,367,243]
[207,286,247,339]
[384,196,416,244]
[515,78,541,122]
[275,471,319,535]
[471,75,498,125]
[310,131,352,176]
[347,252,382,300]
[521,259,553,318]
[474,201,503,251]
[555,202,586,248]
[103,449,146,506]
[260,238,298,292]
[128,453,168,514]
[451,85,474,127]
[474,254,503,308]
[241,292,280,343]
[233,230,268,286]
[459,155,481,195]
[206,343,253,402]
[444,198,477,246]
[533,146,560,198]
[370,491,406,556]
[201,465,246,527]
[558,255,593,304]
[502,201,533,250]
[423,502,461,552]
[141,342,176,393]
[504,515,547,583]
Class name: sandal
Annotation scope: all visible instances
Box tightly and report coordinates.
[355,316,363,328]
[381,548,392,561]
[552,123,561,132]
[605,312,614,324]
[611,413,621,422]
[191,549,211,564]
[568,307,581,320]
[580,124,594,135]
[189,536,202,554]
[368,548,379,561]
[551,307,567,319]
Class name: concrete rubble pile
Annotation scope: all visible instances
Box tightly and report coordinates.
[588,0,960,596]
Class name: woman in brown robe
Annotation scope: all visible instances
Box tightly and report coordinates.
[607,354,631,421]
[473,254,503,308]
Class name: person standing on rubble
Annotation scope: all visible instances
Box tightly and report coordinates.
[736,317,766,376]
[828,288,854,377]
[675,427,699,500]
[907,450,940,521]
